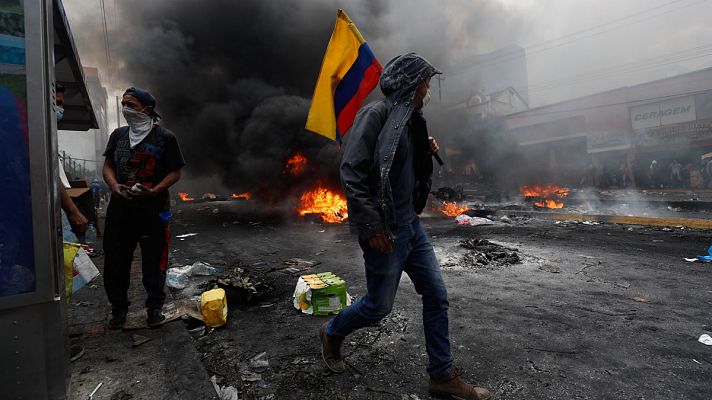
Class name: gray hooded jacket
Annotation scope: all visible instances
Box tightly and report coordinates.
[340,53,441,240]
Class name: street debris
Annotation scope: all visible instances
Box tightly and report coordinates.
[459,238,521,268]
[699,334,712,346]
[85,381,103,400]
[281,258,321,274]
[131,334,152,348]
[201,288,228,328]
[176,232,199,238]
[538,264,561,273]
[211,375,239,400]
[455,214,494,226]
[684,246,712,263]
[248,352,270,372]
[167,261,219,289]
[213,266,270,306]
[122,300,202,330]
[293,272,350,315]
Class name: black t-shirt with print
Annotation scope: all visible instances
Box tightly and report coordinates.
[103,125,186,212]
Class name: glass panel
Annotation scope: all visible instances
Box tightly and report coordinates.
[0,0,36,296]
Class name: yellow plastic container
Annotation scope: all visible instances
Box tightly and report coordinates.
[201,288,228,328]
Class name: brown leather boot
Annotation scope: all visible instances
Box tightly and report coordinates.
[318,322,345,373]
[429,367,492,400]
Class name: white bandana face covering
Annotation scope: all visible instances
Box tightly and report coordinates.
[123,106,154,148]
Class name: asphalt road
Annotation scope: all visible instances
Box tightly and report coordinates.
[164,201,712,399]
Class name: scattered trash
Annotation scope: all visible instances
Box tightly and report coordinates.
[167,262,219,289]
[248,352,269,372]
[122,300,202,330]
[458,238,520,268]
[697,246,712,262]
[699,334,712,346]
[215,267,265,305]
[455,214,494,226]
[188,326,206,339]
[693,359,702,365]
[280,258,321,274]
[293,272,351,315]
[499,215,512,224]
[85,381,103,400]
[131,334,152,347]
[212,208,220,215]
[211,375,240,400]
[667,206,682,212]
[64,243,101,298]
[662,227,673,232]
[176,233,199,238]
[632,297,649,303]
[538,264,561,273]
[684,246,712,263]
[240,370,262,383]
[201,288,228,328]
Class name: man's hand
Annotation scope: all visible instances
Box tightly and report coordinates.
[110,182,131,199]
[428,136,439,154]
[127,183,155,199]
[68,210,88,234]
[367,231,393,254]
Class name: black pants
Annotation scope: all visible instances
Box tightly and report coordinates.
[103,198,169,312]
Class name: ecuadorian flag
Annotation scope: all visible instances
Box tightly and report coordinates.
[305,10,383,142]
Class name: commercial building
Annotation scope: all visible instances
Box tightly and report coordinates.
[503,67,712,187]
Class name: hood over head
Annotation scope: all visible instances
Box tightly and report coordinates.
[379,53,442,101]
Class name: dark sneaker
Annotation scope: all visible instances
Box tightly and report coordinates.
[147,308,166,328]
[70,345,84,362]
[429,367,492,400]
[108,309,127,330]
[318,322,345,373]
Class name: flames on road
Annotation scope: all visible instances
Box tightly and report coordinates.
[520,184,570,209]
[439,201,470,217]
[285,153,308,176]
[297,186,348,224]
[178,192,194,201]
[231,192,251,200]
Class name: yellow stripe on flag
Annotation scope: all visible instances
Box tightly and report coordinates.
[306,10,366,141]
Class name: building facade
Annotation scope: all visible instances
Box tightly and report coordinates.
[503,67,712,188]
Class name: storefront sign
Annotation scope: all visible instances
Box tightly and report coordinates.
[587,130,631,153]
[634,120,712,147]
[631,96,696,130]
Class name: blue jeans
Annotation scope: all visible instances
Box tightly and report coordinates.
[326,218,453,378]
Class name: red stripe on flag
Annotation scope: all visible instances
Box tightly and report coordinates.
[336,60,382,136]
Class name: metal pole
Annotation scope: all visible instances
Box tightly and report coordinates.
[116,95,120,128]
[436,75,445,103]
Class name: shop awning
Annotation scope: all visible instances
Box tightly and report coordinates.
[54,0,98,131]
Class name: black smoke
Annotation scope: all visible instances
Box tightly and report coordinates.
[65,0,527,201]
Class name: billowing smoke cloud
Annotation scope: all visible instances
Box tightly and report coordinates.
[64,0,527,201]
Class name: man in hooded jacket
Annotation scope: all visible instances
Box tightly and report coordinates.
[319,54,492,400]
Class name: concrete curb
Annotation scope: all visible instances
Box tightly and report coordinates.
[496,210,712,229]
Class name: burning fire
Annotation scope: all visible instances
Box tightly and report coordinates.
[297,186,348,224]
[536,199,564,209]
[439,201,469,217]
[285,153,308,176]
[178,192,194,201]
[519,184,569,209]
[231,192,251,200]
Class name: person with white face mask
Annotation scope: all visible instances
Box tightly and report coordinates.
[102,87,186,329]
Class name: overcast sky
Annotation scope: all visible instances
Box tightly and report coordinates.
[64,0,712,108]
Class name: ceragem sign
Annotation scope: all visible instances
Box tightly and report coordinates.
[631,96,696,130]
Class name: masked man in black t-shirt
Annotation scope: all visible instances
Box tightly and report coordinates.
[102,87,186,329]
